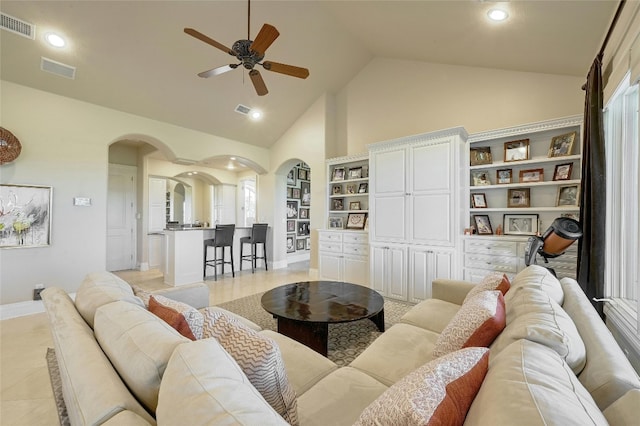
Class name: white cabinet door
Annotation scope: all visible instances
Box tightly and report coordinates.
[371,148,408,242]
[319,252,344,282]
[409,246,453,303]
[149,177,166,232]
[370,244,407,300]
[370,245,388,295]
[343,254,369,286]
[148,233,165,270]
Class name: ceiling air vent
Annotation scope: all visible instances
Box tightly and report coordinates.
[41,57,76,79]
[234,104,251,115]
[1,12,35,39]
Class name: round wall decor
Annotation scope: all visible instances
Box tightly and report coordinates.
[0,127,22,165]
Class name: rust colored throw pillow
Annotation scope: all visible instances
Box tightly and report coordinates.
[148,295,204,340]
[433,290,506,358]
[463,272,511,304]
[354,347,489,426]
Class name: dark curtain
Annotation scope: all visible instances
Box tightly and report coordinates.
[577,54,606,318]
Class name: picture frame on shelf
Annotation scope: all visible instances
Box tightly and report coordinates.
[504,139,530,162]
[471,193,487,208]
[507,188,531,207]
[0,183,52,248]
[519,168,544,183]
[358,182,368,193]
[332,185,342,195]
[346,184,357,194]
[299,208,309,219]
[548,131,576,157]
[471,170,491,186]
[292,188,301,199]
[287,187,293,198]
[296,239,306,250]
[504,213,539,236]
[298,168,308,181]
[348,167,363,179]
[331,198,344,211]
[332,167,345,181]
[496,168,513,184]
[556,184,580,206]
[287,168,297,186]
[287,220,296,232]
[349,201,361,210]
[305,238,311,250]
[297,221,310,236]
[553,163,573,181]
[473,215,493,235]
[286,235,296,253]
[346,212,367,230]
[328,216,344,229]
[286,201,298,218]
[470,146,493,166]
[300,181,311,206]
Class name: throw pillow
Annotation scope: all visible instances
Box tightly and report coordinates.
[130,284,152,307]
[354,347,489,426]
[148,295,204,340]
[433,290,505,358]
[203,310,299,425]
[463,272,510,304]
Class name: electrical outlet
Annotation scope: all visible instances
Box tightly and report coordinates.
[33,288,44,300]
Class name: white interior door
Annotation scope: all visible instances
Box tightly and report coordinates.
[107,164,136,271]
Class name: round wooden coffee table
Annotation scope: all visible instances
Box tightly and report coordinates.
[261,281,385,356]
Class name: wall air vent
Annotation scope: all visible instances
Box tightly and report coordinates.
[1,12,35,39]
[234,104,251,115]
[41,57,76,79]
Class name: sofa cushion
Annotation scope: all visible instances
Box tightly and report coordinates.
[465,340,608,426]
[433,290,505,358]
[399,298,461,334]
[492,287,586,374]
[94,300,189,414]
[603,390,640,425]
[149,294,204,340]
[203,311,299,425]
[463,272,510,304]
[354,347,489,426]
[507,264,564,305]
[157,339,289,426]
[75,271,145,328]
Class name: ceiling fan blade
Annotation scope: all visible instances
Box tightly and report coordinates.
[262,61,310,79]
[184,28,235,56]
[197,64,239,78]
[249,69,269,96]
[250,24,279,55]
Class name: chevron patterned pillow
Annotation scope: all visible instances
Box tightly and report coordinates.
[203,310,299,425]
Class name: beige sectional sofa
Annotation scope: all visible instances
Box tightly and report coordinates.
[42,266,640,425]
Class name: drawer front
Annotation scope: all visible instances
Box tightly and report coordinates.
[343,232,368,245]
[465,268,516,283]
[319,232,343,243]
[343,243,368,257]
[465,239,518,256]
[319,241,343,252]
[464,253,518,273]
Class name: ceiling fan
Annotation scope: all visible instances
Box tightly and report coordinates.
[184,0,309,96]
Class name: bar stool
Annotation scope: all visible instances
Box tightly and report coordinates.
[240,223,268,273]
[203,224,235,280]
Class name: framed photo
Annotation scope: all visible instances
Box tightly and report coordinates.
[292,187,301,199]
[329,216,344,229]
[346,184,357,194]
[298,168,308,180]
[299,208,309,219]
[504,213,539,236]
[358,182,368,193]
[331,198,344,211]
[332,167,345,181]
[496,168,513,184]
[519,168,544,183]
[305,238,311,250]
[286,200,298,218]
[349,201,361,210]
[332,185,342,195]
[287,168,297,186]
[556,184,580,206]
[296,239,306,250]
[287,220,296,232]
[553,163,573,181]
[297,221,310,236]
[504,139,530,162]
[470,146,493,166]
[471,193,487,208]
[548,131,577,157]
[286,235,296,253]
[346,212,367,230]
[471,170,491,186]
[286,187,293,198]
[348,167,363,179]
[0,184,52,248]
[300,181,311,206]
[473,215,493,235]
[508,188,531,207]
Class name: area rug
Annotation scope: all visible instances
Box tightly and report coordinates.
[46,348,70,426]
[216,292,413,366]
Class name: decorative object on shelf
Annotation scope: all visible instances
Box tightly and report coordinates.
[297,168,308,181]
[296,239,306,250]
[300,181,310,206]
[287,220,296,232]
[503,139,530,162]
[503,213,539,236]
[0,184,52,248]
[548,131,576,157]
[349,201,361,210]
[346,184,357,194]
[305,238,311,250]
[496,169,513,184]
[348,167,363,179]
[556,184,580,207]
[519,168,544,183]
[328,216,344,229]
[287,168,297,186]
[358,183,368,193]
[495,224,503,235]
[553,163,573,181]
[471,193,487,208]
[297,221,310,236]
[331,198,344,210]
[332,185,342,195]
[471,170,491,186]
[561,212,579,220]
[332,167,345,181]
[286,235,295,253]
[470,146,492,166]
[473,215,493,235]
[0,127,22,165]
[286,187,293,198]
[292,187,301,199]
[286,200,298,218]
[346,212,367,230]
[299,208,309,219]
[507,188,530,208]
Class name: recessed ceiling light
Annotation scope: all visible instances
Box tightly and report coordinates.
[45,32,66,47]
[230,157,236,160]
[250,110,262,120]
[487,8,509,22]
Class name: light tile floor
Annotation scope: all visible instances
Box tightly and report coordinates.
[0,261,311,425]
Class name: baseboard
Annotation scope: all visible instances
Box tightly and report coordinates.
[272,260,288,269]
[0,292,76,320]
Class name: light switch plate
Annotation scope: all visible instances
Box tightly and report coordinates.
[73,197,91,206]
